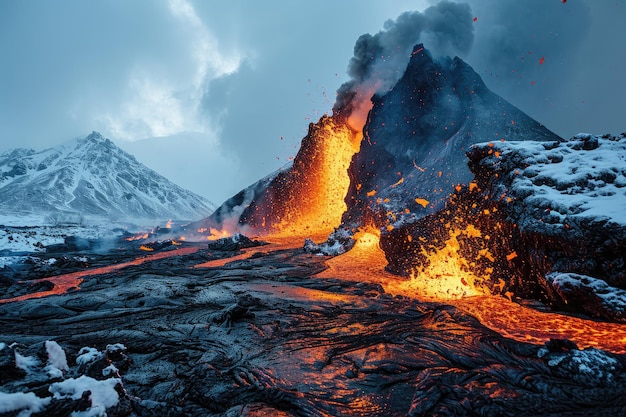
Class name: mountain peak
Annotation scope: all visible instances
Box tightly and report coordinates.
[0,134,215,223]
[86,131,105,141]
[342,44,562,225]
[200,44,562,237]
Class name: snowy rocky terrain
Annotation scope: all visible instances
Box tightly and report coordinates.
[0,132,215,225]
[466,133,626,320]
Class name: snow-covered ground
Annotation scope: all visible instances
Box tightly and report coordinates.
[0,341,127,417]
[0,215,176,268]
[472,133,626,228]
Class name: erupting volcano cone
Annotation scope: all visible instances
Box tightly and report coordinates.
[194,113,362,239]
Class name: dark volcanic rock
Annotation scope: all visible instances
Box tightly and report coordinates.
[542,272,626,322]
[464,134,626,317]
[207,234,266,252]
[342,44,561,228]
[1,245,626,416]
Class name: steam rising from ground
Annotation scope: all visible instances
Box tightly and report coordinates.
[333,0,474,129]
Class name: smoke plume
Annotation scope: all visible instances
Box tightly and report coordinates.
[333,0,474,129]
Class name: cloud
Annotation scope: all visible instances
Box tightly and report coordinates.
[97,0,243,140]
[464,0,593,133]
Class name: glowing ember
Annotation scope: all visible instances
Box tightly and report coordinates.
[125,232,149,241]
[392,225,492,300]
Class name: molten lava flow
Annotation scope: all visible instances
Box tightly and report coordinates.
[0,247,199,304]
[315,227,626,354]
[316,226,396,284]
[125,232,149,241]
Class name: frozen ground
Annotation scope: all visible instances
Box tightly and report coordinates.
[0,215,172,268]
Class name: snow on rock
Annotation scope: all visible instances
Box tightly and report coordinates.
[538,342,622,387]
[14,352,39,373]
[543,272,626,322]
[76,347,104,366]
[0,340,133,417]
[468,133,626,232]
[45,340,69,378]
[49,375,122,411]
[462,133,626,319]
[0,391,51,415]
[304,227,355,256]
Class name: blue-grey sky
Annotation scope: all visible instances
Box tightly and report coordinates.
[1,0,624,204]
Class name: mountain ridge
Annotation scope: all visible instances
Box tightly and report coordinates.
[0,131,215,224]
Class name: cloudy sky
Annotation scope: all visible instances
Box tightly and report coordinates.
[1,0,624,204]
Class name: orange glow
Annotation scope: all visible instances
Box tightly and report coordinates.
[390,177,404,188]
[414,198,429,208]
[314,229,626,354]
[253,115,363,238]
[389,225,492,300]
[139,245,154,252]
[206,227,231,241]
[194,250,256,268]
[125,233,149,241]
[0,247,199,304]
[165,219,172,229]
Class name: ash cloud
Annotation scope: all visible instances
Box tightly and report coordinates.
[333,1,474,125]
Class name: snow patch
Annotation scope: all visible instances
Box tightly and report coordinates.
[0,391,51,416]
[15,352,39,373]
[45,340,69,378]
[76,347,103,366]
[49,375,121,412]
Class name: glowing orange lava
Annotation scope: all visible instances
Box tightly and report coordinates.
[250,115,362,239]
[205,227,231,241]
[316,228,626,354]
[0,247,199,304]
[392,225,493,299]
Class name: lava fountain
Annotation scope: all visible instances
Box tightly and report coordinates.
[239,114,363,238]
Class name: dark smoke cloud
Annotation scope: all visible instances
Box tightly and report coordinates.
[333,0,474,122]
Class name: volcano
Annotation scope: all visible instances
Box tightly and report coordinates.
[3,42,626,416]
[195,44,626,316]
[195,45,559,236]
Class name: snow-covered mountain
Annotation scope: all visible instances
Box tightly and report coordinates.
[0,132,215,224]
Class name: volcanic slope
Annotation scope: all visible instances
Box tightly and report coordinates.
[342,44,562,227]
[0,132,215,223]
[197,45,561,238]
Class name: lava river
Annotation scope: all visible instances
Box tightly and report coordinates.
[316,229,626,354]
